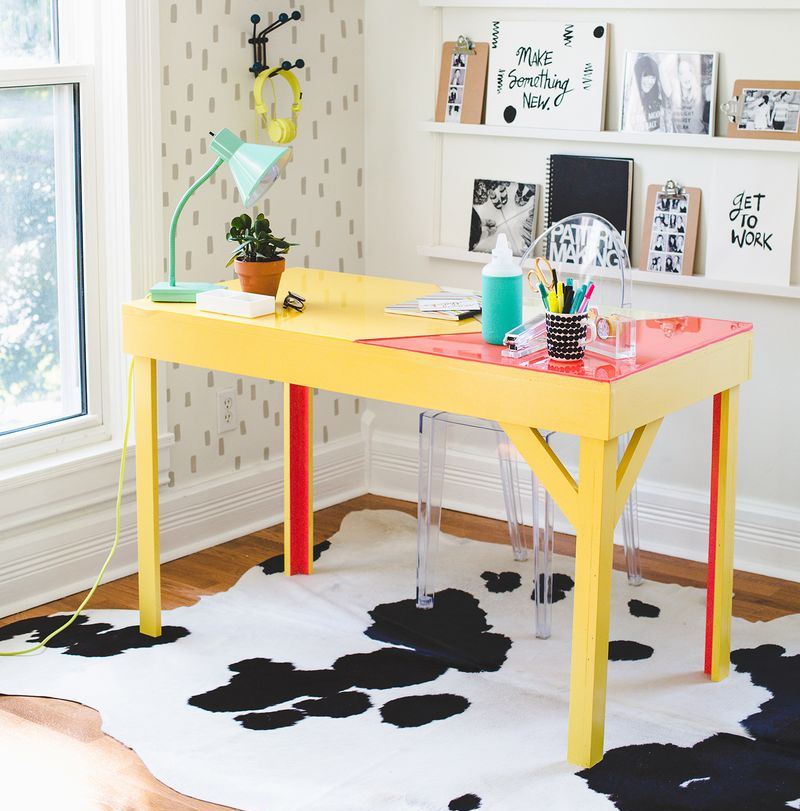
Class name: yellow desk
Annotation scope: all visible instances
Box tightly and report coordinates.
[122,268,752,768]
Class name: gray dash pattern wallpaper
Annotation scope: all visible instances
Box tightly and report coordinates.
[159,0,365,487]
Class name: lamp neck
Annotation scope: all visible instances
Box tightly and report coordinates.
[168,157,225,286]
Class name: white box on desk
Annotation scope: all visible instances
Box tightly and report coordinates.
[195,288,276,318]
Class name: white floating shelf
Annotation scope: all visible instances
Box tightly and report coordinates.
[419,121,800,154]
[420,0,799,8]
[418,245,800,300]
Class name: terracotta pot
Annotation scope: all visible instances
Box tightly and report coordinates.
[234,258,285,296]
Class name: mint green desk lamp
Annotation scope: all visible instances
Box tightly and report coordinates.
[149,128,292,302]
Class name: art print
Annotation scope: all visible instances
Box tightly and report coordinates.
[485,21,609,131]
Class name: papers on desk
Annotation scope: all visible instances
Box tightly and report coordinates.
[384,290,482,321]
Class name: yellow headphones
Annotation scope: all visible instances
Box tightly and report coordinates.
[253,68,303,145]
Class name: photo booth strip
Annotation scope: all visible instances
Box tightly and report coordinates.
[639,183,702,276]
[435,40,490,125]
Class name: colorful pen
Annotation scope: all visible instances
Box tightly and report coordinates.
[538,282,549,309]
[563,285,574,314]
[578,282,596,313]
[570,283,586,314]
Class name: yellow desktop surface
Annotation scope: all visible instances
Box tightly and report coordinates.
[124,267,481,342]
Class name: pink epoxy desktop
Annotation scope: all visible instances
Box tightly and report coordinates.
[359,317,752,382]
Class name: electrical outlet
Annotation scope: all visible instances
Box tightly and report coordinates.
[217,388,237,434]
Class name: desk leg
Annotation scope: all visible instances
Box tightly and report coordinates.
[284,384,314,575]
[134,357,161,637]
[705,387,740,681]
[568,437,617,768]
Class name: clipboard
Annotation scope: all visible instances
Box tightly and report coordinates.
[723,79,800,142]
[435,36,489,126]
[639,181,701,277]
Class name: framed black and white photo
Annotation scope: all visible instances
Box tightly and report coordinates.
[620,51,718,135]
[725,80,800,141]
[469,179,538,257]
[639,183,701,276]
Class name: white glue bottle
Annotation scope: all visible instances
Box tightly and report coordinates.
[481,233,522,345]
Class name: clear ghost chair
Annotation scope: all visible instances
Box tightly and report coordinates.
[416,214,642,640]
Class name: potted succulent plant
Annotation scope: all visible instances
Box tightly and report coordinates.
[226,212,296,296]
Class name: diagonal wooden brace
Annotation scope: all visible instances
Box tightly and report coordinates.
[614,418,663,523]
[501,419,663,532]
[501,424,580,528]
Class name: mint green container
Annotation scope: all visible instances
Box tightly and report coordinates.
[481,233,522,345]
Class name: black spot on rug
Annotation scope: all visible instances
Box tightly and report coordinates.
[294,691,372,718]
[259,539,331,575]
[481,570,522,593]
[380,694,470,728]
[0,615,188,657]
[580,644,800,809]
[236,708,305,731]
[189,588,511,730]
[628,599,661,618]
[365,588,511,673]
[731,644,800,748]
[531,572,575,604]
[449,793,482,810]
[608,641,654,661]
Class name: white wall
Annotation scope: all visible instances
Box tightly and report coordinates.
[363,1,800,579]
[160,0,366,490]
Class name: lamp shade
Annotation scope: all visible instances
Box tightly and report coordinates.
[210,128,292,207]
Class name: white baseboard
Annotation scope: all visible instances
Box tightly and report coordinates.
[0,434,367,618]
[6,419,799,620]
[367,428,800,583]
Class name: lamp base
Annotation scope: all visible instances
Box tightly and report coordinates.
[149,281,222,303]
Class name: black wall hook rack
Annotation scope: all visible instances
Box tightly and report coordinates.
[248,11,304,77]
[266,58,305,78]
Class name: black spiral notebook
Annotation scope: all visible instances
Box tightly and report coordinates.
[545,154,634,258]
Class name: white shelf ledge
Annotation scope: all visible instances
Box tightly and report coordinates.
[420,0,800,8]
[419,121,800,154]
[418,245,800,300]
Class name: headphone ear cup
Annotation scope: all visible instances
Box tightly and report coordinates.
[268,117,296,144]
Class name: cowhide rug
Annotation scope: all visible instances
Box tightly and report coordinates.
[1,509,799,810]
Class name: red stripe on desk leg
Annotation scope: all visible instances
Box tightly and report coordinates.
[705,393,722,675]
[289,384,310,575]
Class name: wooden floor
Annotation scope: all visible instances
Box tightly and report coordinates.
[2,494,798,810]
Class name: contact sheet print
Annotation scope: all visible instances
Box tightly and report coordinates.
[640,184,701,276]
[435,39,489,126]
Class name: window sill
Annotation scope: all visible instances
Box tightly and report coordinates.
[0,431,174,536]
[0,415,108,464]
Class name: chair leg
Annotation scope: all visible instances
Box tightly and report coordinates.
[496,435,528,562]
[618,433,643,586]
[531,433,557,639]
[417,413,448,609]
[533,478,556,639]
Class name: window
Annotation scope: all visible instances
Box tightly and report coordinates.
[0,2,167,536]
[0,0,94,442]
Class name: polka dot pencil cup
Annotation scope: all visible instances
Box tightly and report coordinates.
[545,311,597,362]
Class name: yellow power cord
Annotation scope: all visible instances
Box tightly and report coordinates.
[1,361,135,656]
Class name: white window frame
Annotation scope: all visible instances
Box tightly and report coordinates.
[0,1,170,514]
[0,64,105,461]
